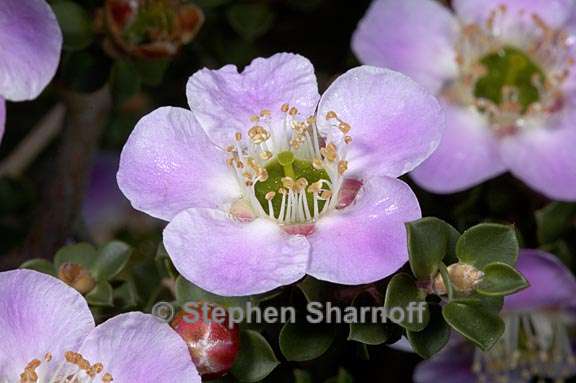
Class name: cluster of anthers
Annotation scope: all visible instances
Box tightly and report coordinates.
[444,4,575,135]
[17,352,113,383]
[473,312,576,382]
[225,103,352,226]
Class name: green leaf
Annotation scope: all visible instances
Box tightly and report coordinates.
[442,301,504,351]
[348,292,389,345]
[384,273,429,332]
[406,217,452,280]
[279,320,336,362]
[52,0,94,50]
[114,279,140,308]
[20,259,57,276]
[227,3,275,41]
[110,60,141,104]
[297,276,331,302]
[85,281,114,307]
[406,305,450,359]
[294,369,313,383]
[456,223,519,269]
[536,202,576,244]
[54,243,97,269]
[92,241,131,281]
[231,330,279,382]
[324,369,354,383]
[476,262,529,296]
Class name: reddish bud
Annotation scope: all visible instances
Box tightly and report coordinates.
[171,304,240,379]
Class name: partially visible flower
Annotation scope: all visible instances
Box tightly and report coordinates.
[0,269,200,382]
[353,0,576,200]
[171,304,240,379]
[117,53,444,296]
[414,249,576,383]
[0,0,63,141]
[103,0,204,59]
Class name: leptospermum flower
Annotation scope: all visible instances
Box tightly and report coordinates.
[0,269,200,382]
[0,0,62,141]
[117,53,444,296]
[414,249,576,382]
[353,0,576,200]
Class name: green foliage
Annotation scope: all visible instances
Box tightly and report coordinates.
[52,0,94,51]
[231,330,279,382]
[456,223,519,269]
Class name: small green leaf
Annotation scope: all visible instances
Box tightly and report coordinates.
[231,330,279,382]
[456,223,519,269]
[476,262,529,296]
[227,3,275,41]
[52,0,94,50]
[407,305,450,359]
[406,217,451,280]
[442,301,504,351]
[92,241,131,281]
[85,281,114,307]
[384,273,429,332]
[297,276,331,303]
[20,259,56,276]
[114,279,140,308]
[175,276,252,308]
[54,243,97,269]
[294,370,313,383]
[536,202,576,244]
[279,320,336,362]
[110,60,141,104]
[348,292,389,345]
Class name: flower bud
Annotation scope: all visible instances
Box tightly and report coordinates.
[171,303,240,379]
[58,263,96,294]
[433,262,484,295]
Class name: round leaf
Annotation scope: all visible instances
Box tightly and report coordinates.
[279,320,336,362]
[231,330,279,382]
[92,241,131,281]
[54,243,97,269]
[456,223,519,269]
[406,217,450,280]
[52,0,94,50]
[85,280,114,307]
[20,259,56,276]
[348,292,389,345]
[476,262,529,296]
[442,301,504,351]
[384,273,429,332]
[406,305,450,359]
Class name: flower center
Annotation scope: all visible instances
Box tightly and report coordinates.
[17,351,113,383]
[445,5,573,136]
[225,104,352,225]
[473,311,576,382]
[474,46,545,113]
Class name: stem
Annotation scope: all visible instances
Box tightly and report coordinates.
[278,150,296,178]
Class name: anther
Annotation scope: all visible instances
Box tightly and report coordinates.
[265,191,276,201]
[326,111,337,119]
[281,103,290,113]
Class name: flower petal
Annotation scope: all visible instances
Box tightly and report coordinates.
[411,104,506,193]
[0,0,62,101]
[504,249,576,312]
[0,270,94,379]
[413,336,475,383]
[352,0,459,93]
[187,53,320,148]
[453,0,572,28]
[498,103,576,201]
[316,66,444,178]
[117,107,240,221]
[79,312,200,383]
[163,208,310,296]
[307,176,421,284]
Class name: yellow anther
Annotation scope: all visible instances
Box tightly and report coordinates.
[281,177,295,189]
[344,136,353,144]
[257,168,269,182]
[265,191,276,201]
[225,145,235,152]
[296,178,309,191]
[102,372,114,382]
[260,109,271,117]
[248,126,271,144]
[260,150,273,160]
[281,103,290,112]
[321,143,338,162]
[44,352,52,362]
[289,107,298,116]
[250,115,260,122]
[338,122,351,134]
[320,190,333,200]
[278,187,288,195]
[338,160,348,175]
[312,158,323,170]
[326,111,337,119]
[235,132,242,141]
[307,180,323,194]
[236,160,244,169]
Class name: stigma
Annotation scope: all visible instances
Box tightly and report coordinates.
[17,351,113,382]
[473,311,576,382]
[225,104,352,226]
[445,5,574,136]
